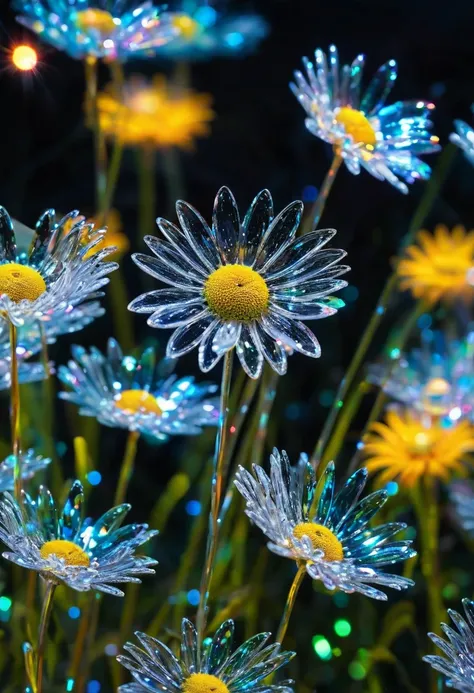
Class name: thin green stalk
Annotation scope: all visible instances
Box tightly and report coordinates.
[85,57,107,211]
[114,431,140,506]
[36,581,56,693]
[302,151,343,234]
[108,271,134,353]
[275,563,306,644]
[196,351,234,645]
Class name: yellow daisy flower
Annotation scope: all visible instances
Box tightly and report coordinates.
[96,75,214,150]
[363,410,474,488]
[397,225,474,304]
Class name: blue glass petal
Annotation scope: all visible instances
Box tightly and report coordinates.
[313,461,335,525]
[60,480,84,541]
[330,467,368,531]
[360,59,397,116]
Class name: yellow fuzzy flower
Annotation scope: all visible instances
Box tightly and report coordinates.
[397,225,474,304]
[96,76,214,150]
[363,410,474,488]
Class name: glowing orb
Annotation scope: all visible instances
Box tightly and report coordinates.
[12,45,38,71]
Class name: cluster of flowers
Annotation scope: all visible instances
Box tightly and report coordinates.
[2,1,474,691]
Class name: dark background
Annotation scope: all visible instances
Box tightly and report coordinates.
[0,1,473,690]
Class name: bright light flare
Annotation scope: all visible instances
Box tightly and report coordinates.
[12,45,38,71]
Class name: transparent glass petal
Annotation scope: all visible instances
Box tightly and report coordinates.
[236,324,264,379]
[176,200,220,272]
[253,323,287,375]
[166,314,214,359]
[212,187,240,265]
[132,253,201,290]
[148,303,208,329]
[360,59,398,116]
[261,312,321,358]
[240,189,273,267]
[128,288,200,314]
[254,201,303,272]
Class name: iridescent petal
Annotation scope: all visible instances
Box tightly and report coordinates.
[261,312,321,358]
[254,201,303,272]
[236,324,264,379]
[212,187,240,265]
[240,189,273,267]
[166,314,214,359]
[176,200,220,272]
[360,59,398,116]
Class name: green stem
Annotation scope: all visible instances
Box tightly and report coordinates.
[108,271,134,353]
[196,351,234,644]
[275,563,306,644]
[36,581,56,693]
[85,57,107,212]
[137,148,156,243]
[114,431,140,506]
[302,151,343,234]
[9,322,22,500]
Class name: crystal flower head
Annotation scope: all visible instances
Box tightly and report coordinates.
[451,118,474,168]
[14,0,176,61]
[291,45,440,193]
[0,207,117,327]
[424,599,474,693]
[0,481,157,595]
[129,187,349,379]
[118,618,295,693]
[364,409,474,488]
[156,5,269,60]
[0,450,50,491]
[449,481,474,535]
[58,338,219,441]
[368,330,474,420]
[234,449,415,600]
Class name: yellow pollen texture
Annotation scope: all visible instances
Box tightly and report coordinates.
[76,8,116,33]
[182,673,230,693]
[293,522,344,562]
[172,14,199,39]
[204,264,269,322]
[115,389,163,416]
[40,540,90,567]
[0,263,46,303]
[335,107,377,146]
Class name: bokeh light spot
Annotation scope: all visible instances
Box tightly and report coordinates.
[12,45,37,71]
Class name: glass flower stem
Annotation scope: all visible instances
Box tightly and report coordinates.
[9,321,22,500]
[196,350,234,644]
[114,430,140,506]
[35,580,56,693]
[137,147,156,242]
[275,562,306,644]
[303,150,343,234]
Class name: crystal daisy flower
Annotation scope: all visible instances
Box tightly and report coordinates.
[397,225,474,304]
[156,4,269,60]
[368,331,474,420]
[0,206,117,327]
[363,410,474,488]
[14,0,176,61]
[0,480,157,595]
[424,599,474,693]
[129,187,349,379]
[0,450,50,491]
[451,118,474,167]
[58,338,219,441]
[234,448,415,600]
[117,618,295,693]
[291,44,440,193]
[96,75,214,150]
[449,481,474,535]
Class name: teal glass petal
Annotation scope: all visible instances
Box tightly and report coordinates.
[313,461,335,525]
[60,480,84,541]
[205,620,234,674]
[338,490,388,539]
[330,467,368,530]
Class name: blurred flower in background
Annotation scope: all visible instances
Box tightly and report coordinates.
[87,209,130,260]
[235,448,416,600]
[0,450,50,491]
[397,225,474,304]
[58,338,219,441]
[291,44,440,193]
[368,330,474,421]
[0,480,158,595]
[14,0,176,61]
[451,115,474,167]
[363,410,474,487]
[156,2,268,60]
[449,480,474,535]
[96,75,214,151]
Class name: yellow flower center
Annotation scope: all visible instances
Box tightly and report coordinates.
[408,431,434,456]
[76,9,116,34]
[0,263,46,303]
[40,540,90,567]
[293,522,344,561]
[172,14,200,39]
[204,265,269,322]
[335,107,377,146]
[182,673,230,693]
[115,389,163,416]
